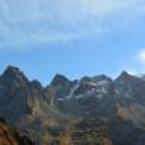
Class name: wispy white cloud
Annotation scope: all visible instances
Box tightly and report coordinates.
[0,0,145,50]
[137,49,145,64]
[127,49,145,75]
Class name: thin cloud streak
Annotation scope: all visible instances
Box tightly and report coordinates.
[0,0,145,50]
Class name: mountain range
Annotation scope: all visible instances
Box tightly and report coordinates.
[0,65,145,145]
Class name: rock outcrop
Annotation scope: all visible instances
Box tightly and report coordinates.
[1,66,145,145]
[0,118,34,145]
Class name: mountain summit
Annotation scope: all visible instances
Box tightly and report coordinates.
[0,66,145,145]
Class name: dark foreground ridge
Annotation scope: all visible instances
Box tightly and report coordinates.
[0,65,145,145]
[0,118,34,145]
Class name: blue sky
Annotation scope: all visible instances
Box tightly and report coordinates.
[0,0,145,84]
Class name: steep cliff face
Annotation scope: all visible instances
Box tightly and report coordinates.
[52,74,117,118]
[115,71,145,128]
[1,66,145,145]
[0,66,34,122]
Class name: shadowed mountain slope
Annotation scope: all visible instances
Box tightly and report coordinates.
[0,66,145,145]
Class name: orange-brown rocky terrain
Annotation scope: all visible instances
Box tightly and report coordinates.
[0,118,34,145]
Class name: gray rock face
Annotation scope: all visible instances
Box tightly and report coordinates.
[114,71,145,128]
[0,66,31,122]
[52,74,116,118]
[1,66,145,145]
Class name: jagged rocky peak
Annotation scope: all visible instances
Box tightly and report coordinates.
[80,76,93,83]
[4,65,20,73]
[1,66,145,145]
[115,71,145,87]
[51,74,71,87]
[30,80,42,90]
[3,65,24,77]
[116,71,135,81]
[1,65,29,86]
[93,74,112,82]
[78,75,113,92]
[80,75,112,84]
[0,66,34,122]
